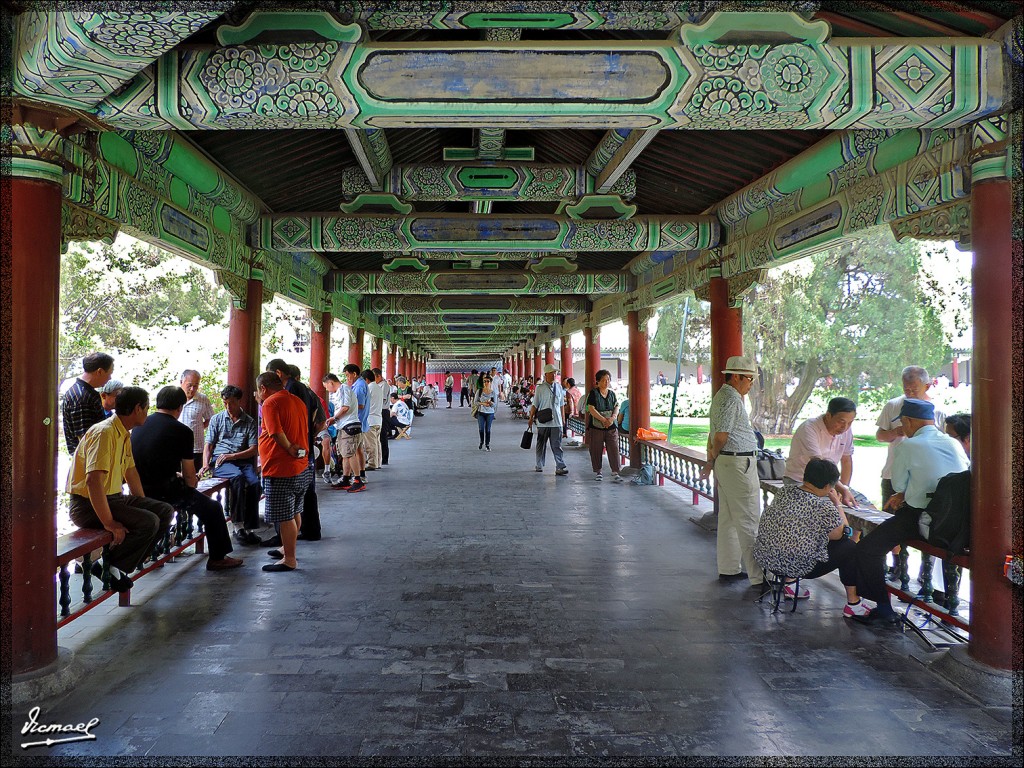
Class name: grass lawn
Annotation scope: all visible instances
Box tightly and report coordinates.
[649,417,884,450]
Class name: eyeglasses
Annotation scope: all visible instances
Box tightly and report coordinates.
[737,374,754,381]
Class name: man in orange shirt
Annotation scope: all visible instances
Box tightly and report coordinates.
[255,372,311,572]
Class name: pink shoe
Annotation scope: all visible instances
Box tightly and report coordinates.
[843,600,872,618]
[784,583,810,600]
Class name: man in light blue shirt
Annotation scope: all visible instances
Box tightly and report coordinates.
[852,398,969,627]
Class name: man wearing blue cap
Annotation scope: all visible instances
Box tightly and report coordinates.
[851,398,969,626]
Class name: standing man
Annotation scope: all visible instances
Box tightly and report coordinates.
[62,352,115,454]
[327,368,364,491]
[203,385,262,545]
[853,399,969,627]
[348,363,370,489]
[363,369,383,471]
[131,386,243,571]
[444,371,454,408]
[266,360,325,542]
[66,387,174,592]
[254,372,311,572]
[373,368,392,466]
[459,371,470,407]
[528,364,568,476]
[179,369,215,473]
[699,356,762,588]
[784,397,871,508]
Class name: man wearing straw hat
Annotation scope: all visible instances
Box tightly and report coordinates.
[700,356,763,589]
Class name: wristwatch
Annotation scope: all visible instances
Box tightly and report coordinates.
[842,525,853,538]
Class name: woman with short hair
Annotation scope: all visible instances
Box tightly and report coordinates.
[585,369,622,482]
[753,458,871,617]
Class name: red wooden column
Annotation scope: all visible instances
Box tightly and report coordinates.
[386,343,397,381]
[9,158,63,676]
[560,336,573,384]
[545,342,555,368]
[309,312,331,401]
[370,337,383,371]
[584,326,601,392]
[348,327,364,366]
[534,347,543,380]
[627,310,651,468]
[515,351,522,379]
[968,177,1014,671]
[708,272,743,395]
[228,278,263,415]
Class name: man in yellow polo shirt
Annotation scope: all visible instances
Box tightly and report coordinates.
[66,386,174,591]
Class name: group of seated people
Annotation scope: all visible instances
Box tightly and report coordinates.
[752,395,971,627]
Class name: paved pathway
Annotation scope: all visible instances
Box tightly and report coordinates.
[19,404,1013,758]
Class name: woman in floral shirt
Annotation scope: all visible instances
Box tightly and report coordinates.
[753,458,872,618]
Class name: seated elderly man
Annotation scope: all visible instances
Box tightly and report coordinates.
[203,385,261,545]
[784,397,870,508]
[753,458,871,617]
[390,392,413,438]
[852,398,969,627]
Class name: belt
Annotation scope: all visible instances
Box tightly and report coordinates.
[719,450,755,457]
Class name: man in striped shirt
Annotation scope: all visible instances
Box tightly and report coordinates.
[62,352,115,454]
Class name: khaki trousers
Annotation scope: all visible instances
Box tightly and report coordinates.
[714,454,761,584]
[365,425,382,468]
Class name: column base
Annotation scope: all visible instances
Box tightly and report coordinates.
[925,645,1016,707]
[690,510,718,532]
[11,647,85,706]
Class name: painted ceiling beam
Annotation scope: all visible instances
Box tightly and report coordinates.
[12,8,229,110]
[336,271,628,296]
[89,14,1006,132]
[362,297,589,315]
[340,164,636,202]
[256,213,718,253]
[586,129,660,193]
[330,3,814,31]
[343,128,393,190]
[380,314,561,327]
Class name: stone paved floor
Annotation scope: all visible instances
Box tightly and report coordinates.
[12,405,1016,759]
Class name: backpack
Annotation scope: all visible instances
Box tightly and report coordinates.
[631,463,656,486]
[919,470,971,555]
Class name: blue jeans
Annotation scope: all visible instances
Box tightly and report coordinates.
[476,411,494,446]
[535,426,566,471]
[213,460,261,530]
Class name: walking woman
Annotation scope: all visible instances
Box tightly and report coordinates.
[585,369,623,482]
[475,375,497,450]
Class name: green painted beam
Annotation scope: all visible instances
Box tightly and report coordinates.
[362,296,589,315]
[90,17,1006,131]
[343,128,393,190]
[12,8,228,110]
[337,271,628,295]
[258,213,718,253]
[380,314,560,327]
[340,164,635,202]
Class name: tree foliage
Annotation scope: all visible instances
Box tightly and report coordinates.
[649,297,711,367]
[58,241,230,383]
[743,227,950,434]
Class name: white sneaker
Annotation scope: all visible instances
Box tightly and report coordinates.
[843,600,872,618]
[611,473,624,483]
[595,472,603,481]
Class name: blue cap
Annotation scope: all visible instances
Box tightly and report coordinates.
[899,398,934,421]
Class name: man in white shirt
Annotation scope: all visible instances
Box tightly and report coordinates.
[325,371,364,492]
[178,369,214,472]
[784,397,869,507]
[364,369,384,470]
[390,393,413,438]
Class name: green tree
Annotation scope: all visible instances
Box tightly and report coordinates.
[58,241,230,383]
[743,227,949,434]
[649,297,711,372]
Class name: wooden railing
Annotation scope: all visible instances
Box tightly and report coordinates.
[55,478,229,627]
[565,415,632,461]
[638,440,713,504]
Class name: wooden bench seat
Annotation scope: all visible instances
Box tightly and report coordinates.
[56,477,231,626]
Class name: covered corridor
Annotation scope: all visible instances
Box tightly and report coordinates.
[20,408,1013,759]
